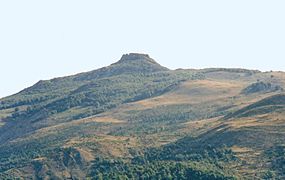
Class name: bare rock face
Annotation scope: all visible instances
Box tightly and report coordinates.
[107,53,169,74]
[118,53,157,64]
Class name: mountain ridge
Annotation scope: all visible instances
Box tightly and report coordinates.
[0,53,285,179]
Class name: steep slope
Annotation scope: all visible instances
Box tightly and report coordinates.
[75,53,169,81]
[0,54,285,179]
[0,54,198,139]
[0,53,168,110]
[224,94,285,119]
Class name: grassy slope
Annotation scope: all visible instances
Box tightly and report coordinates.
[0,64,285,179]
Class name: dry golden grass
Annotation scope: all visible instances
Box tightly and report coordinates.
[33,157,47,161]
[0,122,4,127]
[227,118,267,129]
[231,146,254,153]
[74,147,94,161]
[0,108,14,119]
[133,79,246,109]
[89,116,124,123]
[8,115,125,145]
[226,112,285,129]
[182,117,223,136]
[64,135,139,159]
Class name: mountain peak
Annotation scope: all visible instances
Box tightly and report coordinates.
[74,53,169,81]
[118,53,157,64]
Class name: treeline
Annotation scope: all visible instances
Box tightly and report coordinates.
[87,135,239,179]
[88,159,237,180]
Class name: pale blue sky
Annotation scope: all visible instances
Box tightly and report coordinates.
[0,1,285,98]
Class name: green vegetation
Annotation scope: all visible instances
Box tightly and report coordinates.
[265,145,285,177]
[88,159,237,180]
[0,58,203,144]
[0,54,285,179]
[241,81,283,95]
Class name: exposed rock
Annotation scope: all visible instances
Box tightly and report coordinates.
[118,53,157,64]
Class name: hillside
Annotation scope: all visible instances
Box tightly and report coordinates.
[0,53,284,179]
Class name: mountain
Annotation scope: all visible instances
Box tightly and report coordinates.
[0,53,284,179]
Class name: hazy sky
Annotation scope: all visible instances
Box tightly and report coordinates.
[0,1,285,98]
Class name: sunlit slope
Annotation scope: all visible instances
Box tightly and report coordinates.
[0,54,201,145]
[0,55,285,179]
